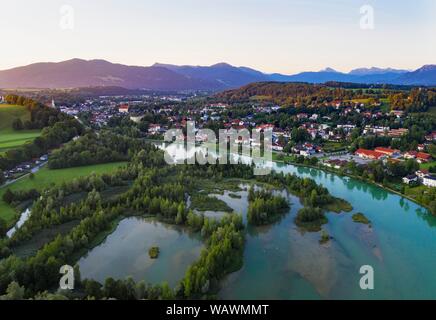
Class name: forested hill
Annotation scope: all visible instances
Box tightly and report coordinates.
[215,82,340,104]
[214,82,436,111]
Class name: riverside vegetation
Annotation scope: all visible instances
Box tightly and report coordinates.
[0,131,352,299]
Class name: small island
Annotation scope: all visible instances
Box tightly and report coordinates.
[148,246,160,259]
[352,212,371,225]
[247,188,289,225]
[190,194,233,212]
[319,230,331,244]
[295,207,328,232]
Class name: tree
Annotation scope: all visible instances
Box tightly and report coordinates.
[2,189,14,204]
[0,282,25,300]
[0,218,7,237]
[0,170,4,185]
[12,118,23,131]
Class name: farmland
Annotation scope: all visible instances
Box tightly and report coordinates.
[0,162,127,224]
[0,104,41,154]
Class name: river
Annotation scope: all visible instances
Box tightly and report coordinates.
[160,142,436,299]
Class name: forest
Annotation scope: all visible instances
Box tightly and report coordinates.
[48,132,149,169]
[214,82,436,112]
[0,138,353,299]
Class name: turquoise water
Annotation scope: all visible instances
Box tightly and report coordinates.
[78,217,203,287]
[218,163,436,299]
[158,142,436,299]
[77,142,436,299]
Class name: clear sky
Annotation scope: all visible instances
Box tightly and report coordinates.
[0,0,434,74]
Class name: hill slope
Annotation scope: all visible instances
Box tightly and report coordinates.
[0,59,220,91]
[0,59,435,90]
[0,104,41,154]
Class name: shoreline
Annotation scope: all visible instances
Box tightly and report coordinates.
[273,156,433,215]
[146,139,432,214]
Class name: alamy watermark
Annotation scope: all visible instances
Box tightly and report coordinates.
[360,4,375,30]
[163,121,273,175]
[59,5,75,30]
[59,265,74,290]
[359,265,374,290]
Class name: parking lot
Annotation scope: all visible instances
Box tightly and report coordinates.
[325,153,371,165]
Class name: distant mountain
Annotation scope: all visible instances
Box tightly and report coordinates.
[273,69,413,84]
[0,59,219,91]
[0,59,435,91]
[349,67,409,76]
[153,62,269,88]
[320,67,340,73]
[393,65,436,86]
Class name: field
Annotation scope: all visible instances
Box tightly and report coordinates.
[322,141,348,153]
[0,162,128,224]
[0,104,41,154]
[420,161,435,170]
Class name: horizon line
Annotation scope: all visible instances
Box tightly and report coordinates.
[1,57,432,75]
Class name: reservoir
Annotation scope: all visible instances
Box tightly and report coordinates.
[78,217,203,287]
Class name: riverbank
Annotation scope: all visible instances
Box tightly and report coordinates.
[149,138,429,215]
[272,154,434,215]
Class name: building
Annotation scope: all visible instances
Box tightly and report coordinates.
[415,170,429,180]
[355,149,385,160]
[423,175,436,188]
[386,128,408,138]
[425,132,436,142]
[272,143,284,152]
[148,124,161,134]
[416,152,431,163]
[118,104,129,113]
[404,151,418,159]
[324,159,348,169]
[255,124,274,132]
[374,147,401,157]
[130,115,144,123]
[402,174,418,185]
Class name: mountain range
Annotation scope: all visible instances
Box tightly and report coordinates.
[0,58,435,91]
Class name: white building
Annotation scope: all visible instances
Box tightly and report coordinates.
[423,175,436,188]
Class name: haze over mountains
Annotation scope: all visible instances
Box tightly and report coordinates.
[0,59,435,91]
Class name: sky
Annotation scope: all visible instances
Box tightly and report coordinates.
[0,0,435,74]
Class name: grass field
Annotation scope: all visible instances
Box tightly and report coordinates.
[420,161,435,170]
[0,162,128,224]
[0,104,41,153]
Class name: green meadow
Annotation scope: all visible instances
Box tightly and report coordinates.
[0,104,41,153]
[0,162,127,225]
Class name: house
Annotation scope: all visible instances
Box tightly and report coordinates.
[296,113,308,120]
[390,110,404,118]
[415,170,429,180]
[255,124,274,132]
[355,149,385,160]
[130,115,144,123]
[272,143,284,152]
[423,175,436,188]
[402,174,418,185]
[374,147,401,157]
[416,152,431,163]
[404,151,418,159]
[118,104,129,113]
[324,159,348,169]
[148,124,161,134]
[425,132,436,142]
[387,128,408,138]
